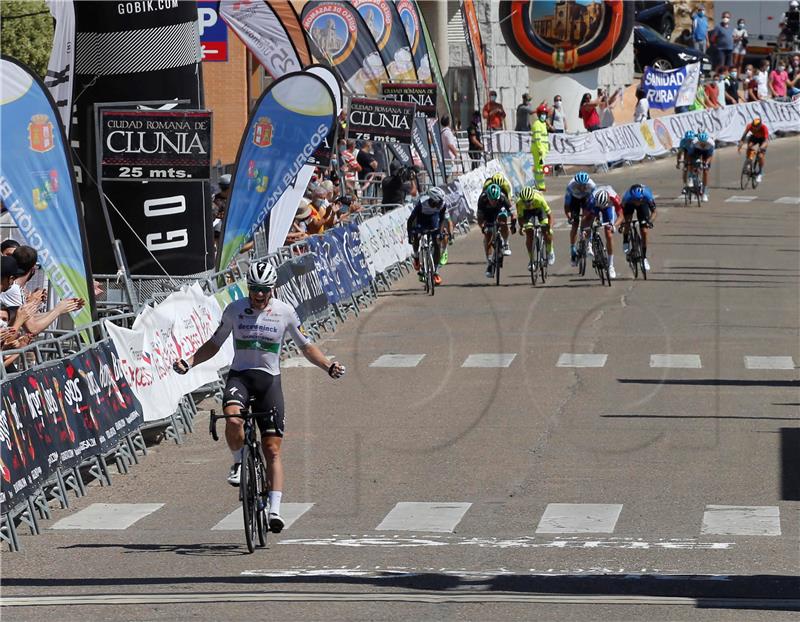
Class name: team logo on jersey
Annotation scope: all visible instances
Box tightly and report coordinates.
[244,308,254,315]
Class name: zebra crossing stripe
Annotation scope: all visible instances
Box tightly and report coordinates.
[775,197,800,204]
[536,503,623,534]
[701,505,781,536]
[211,503,314,531]
[462,353,517,368]
[557,353,608,368]
[650,354,702,369]
[370,354,426,368]
[724,196,757,203]
[51,503,164,530]
[744,356,795,370]
[376,502,471,533]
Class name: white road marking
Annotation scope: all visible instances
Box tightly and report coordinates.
[369,354,426,368]
[376,502,472,533]
[462,353,516,368]
[278,534,731,550]
[282,358,318,368]
[724,195,757,203]
[649,354,702,369]
[744,356,795,370]
[50,503,164,530]
[536,503,623,534]
[775,196,800,204]
[701,505,781,536]
[544,194,560,202]
[211,503,314,531]
[557,353,608,368]
[241,565,674,578]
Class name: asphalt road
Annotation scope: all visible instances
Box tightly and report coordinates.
[3,137,799,621]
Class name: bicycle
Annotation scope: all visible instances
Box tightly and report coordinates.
[418,229,439,296]
[740,145,763,189]
[522,215,548,286]
[684,157,704,208]
[579,217,611,286]
[622,219,649,280]
[209,398,270,554]
[571,217,588,277]
[486,209,510,286]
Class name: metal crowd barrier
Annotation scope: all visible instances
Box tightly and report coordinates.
[2,203,467,551]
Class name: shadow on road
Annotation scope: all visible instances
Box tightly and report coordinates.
[59,543,248,557]
[617,379,799,388]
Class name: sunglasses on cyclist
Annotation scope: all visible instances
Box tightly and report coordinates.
[249,285,273,294]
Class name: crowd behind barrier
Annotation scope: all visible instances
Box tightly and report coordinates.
[0,194,483,551]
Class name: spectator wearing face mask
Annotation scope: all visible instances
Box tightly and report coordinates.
[482,90,506,131]
[722,66,741,105]
[692,6,709,54]
[755,60,770,100]
[467,111,484,169]
[788,55,800,95]
[704,75,721,109]
[732,19,748,73]
[530,104,550,191]
[743,65,758,101]
[549,95,567,133]
[515,94,534,132]
[769,62,790,99]
[710,12,734,69]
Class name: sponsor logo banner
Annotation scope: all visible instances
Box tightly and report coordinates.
[353,0,417,82]
[0,57,94,330]
[641,62,700,110]
[381,82,436,118]
[218,72,336,269]
[348,97,415,144]
[274,253,330,322]
[396,0,431,81]
[100,110,212,181]
[198,1,228,61]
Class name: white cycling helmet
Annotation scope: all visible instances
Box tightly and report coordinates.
[427,186,446,206]
[594,189,609,207]
[247,261,277,288]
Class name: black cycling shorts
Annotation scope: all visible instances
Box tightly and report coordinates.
[567,196,590,220]
[521,208,550,226]
[748,136,766,147]
[623,201,653,222]
[223,369,285,437]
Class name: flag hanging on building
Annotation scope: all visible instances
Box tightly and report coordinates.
[217,72,336,269]
[461,0,489,109]
[0,56,94,329]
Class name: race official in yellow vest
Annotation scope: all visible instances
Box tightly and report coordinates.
[530,104,550,191]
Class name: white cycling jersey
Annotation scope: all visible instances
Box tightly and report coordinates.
[209,297,309,375]
[566,178,596,199]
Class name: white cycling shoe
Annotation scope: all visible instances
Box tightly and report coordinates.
[227,463,241,487]
[609,265,616,279]
[268,512,285,533]
[643,258,651,271]
[485,262,494,278]
[502,243,512,256]
[527,261,534,272]
[548,251,555,265]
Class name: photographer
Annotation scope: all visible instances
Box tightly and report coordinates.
[381,160,418,207]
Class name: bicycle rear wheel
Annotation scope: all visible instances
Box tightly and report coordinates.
[578,241,587,276]
[752,160,761,189]
[629,228,640,280]
[255,450,268,547]
[240,445,257,554]
[740,160,749,190]
[494,234,502,286]
[427,246,435,296]
[695,182,703,207]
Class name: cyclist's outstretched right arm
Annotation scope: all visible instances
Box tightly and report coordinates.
[173,314,231,374]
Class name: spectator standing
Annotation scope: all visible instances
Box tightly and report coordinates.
[710,12,734,68]
[284,200,313,245]
[482,90,507,130]
[467,111,484,169]
[356,140,379,181]
[743,65,758,101]
[769,62,790,99]
[514,93,534,131]
[732,18,748,73]
[381,160,416,205]
[439,116,459,180]
[692,6,709,54]
[1,239,19,256]
[549,95,567,133]
[340,139,361,194]
[597,87,619,129]
[578,92,601,132]
[633,88,649,122]
[754,61,770,99]
[675,28,693,48]
[704,76,721,109]
[787,55,800,95]
[722,66,741,105]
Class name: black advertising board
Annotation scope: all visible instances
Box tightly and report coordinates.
[348,98,415,144]
[381,83,437,118]
[100,110,212,182]
[274,253,330,323]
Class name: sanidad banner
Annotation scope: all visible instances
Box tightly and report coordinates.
[348,98,415,144]
[100,110,212,181]
[381,82,436,117]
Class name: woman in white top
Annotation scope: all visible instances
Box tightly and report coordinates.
[549,95,566,132]
[732,19,748,73]
[633,88,649,123]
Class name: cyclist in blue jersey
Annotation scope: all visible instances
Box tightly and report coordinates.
[590,186,622,279]
[690,131,715,202]
[173,262,345,533]
[408,186,447,285]
[620,184,657,272]
[676,130,696,191]
[564,171,597,266]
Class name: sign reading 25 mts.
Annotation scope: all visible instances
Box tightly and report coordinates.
[100,110,212,181]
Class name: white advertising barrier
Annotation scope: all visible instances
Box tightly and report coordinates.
[489,100,800,165]
[358,205,413,277]
[104,283,234,422]
[453,159,504,217]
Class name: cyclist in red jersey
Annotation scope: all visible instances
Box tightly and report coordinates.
[738,117,769,183]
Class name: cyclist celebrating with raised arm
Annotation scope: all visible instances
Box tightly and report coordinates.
[477,183,513,278]
[564,171,597,266]
[173,262,345,534]
[620,184,657,272]
[692,131,715,202]
[738,116,769,184]
[590,185,622,279]
[408,186,447,286]
[516,185,555,270]
[677,130,696,192]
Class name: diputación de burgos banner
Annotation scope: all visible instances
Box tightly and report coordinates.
[487,100,800,165]
[0,340,142,513]
[216,71,336,270]
[0,56,95,330]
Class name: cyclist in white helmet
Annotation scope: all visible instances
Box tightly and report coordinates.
[173,261,345,533]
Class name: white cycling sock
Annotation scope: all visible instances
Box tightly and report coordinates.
[268,491,282,515]
[231,448,243,463]
[609,254,614,266]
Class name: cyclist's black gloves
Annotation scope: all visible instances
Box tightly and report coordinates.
[328,361,346,379]
[173,359,190,375]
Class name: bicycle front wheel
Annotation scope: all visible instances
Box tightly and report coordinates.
[752,160,761,189]
[538,232,548,284]
[255,449,268,547]
[494,235,502,286]
[578,242,587,276]
[427,247,435,296]
[630,229,640,280]
[240,445,257,554]
[531,233,539,286]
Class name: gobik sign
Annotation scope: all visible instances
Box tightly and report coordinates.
[99,109,212,181]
